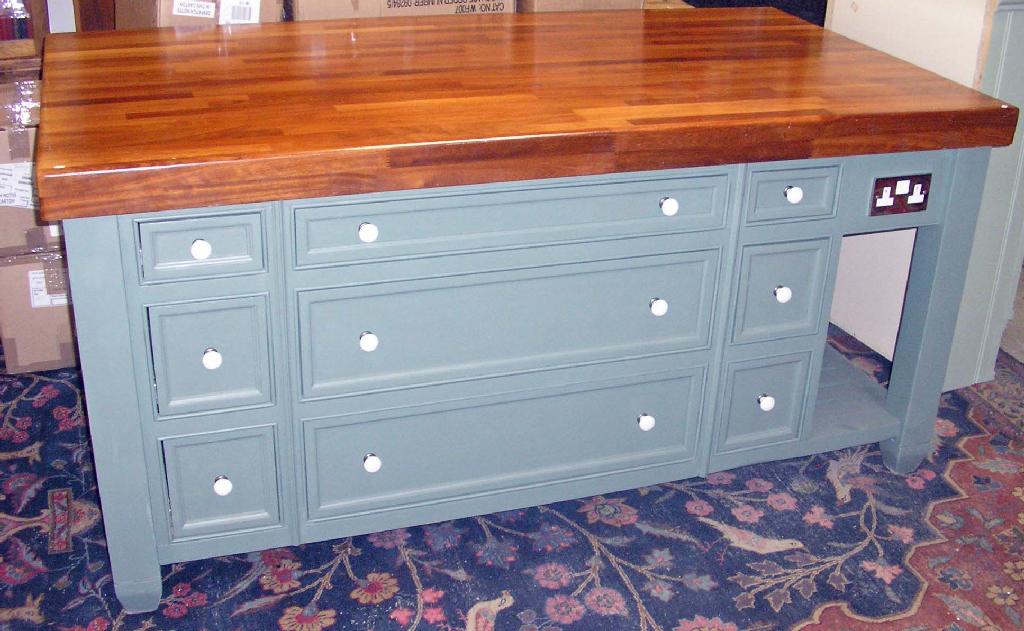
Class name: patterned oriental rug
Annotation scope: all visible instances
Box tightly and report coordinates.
[1,326,1023,631]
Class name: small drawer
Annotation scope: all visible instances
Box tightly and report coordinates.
[298,249,719,399]
[304,369,704,520]
[291,172,730,268]
[732,238,832,344]
[137,211,265,283]
[162,426,281,540]
[148,296,273,416]
[716,351,813,454]
[745,165,839,224]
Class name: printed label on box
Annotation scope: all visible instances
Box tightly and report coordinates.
[0,162,35,209]
[219,0,260,23]
[172,0,218,18]
[29,270,68,308]
[383,0,510,14]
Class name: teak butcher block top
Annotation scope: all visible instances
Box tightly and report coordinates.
[35,8,1018,221]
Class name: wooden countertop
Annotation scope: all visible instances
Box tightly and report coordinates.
[36,9,1018,220]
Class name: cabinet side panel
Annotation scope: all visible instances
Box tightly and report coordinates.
[63,216,163,612]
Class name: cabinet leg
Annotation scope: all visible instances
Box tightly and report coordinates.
[112,568,163,614]
[63,218,166,615]
[879,436,931,475]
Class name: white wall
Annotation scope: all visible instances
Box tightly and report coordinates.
[827,0,990,86]
[826,0,990,362]
[47,0,77,33]
[829,231,916,360]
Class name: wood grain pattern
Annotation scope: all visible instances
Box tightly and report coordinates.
[36,8,1019,220]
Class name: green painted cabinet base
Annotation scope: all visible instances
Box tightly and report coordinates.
[63,150,989,613]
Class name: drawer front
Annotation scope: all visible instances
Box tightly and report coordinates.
[137,211,266,283]
[298,250,719,399]
[149,296,273,416]
[732,238,832,344]
[304,369,704,519]
[745,166,839,223]
[716,351,813,454]
[291,173,730,268]
[162,426,281,540]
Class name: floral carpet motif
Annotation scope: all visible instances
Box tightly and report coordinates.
[0,328,1022,630]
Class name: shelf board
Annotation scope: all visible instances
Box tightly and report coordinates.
[804,345,901,453]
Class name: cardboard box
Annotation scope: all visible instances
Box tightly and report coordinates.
[294,0,378,19]
[115,0,283,29]
[643,0,692,8]
[0,250,76,373]
[517,0,641,11]
[293,0,512,21]
[381,0,512,17]
[0,56,40,83]
[0,127,60,252]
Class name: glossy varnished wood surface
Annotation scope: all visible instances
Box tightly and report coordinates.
[36,9,1018,220]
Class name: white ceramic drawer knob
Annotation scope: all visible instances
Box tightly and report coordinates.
[363,453,382,473]
[212,476,233,496]
[650,298,669,317]
[202,348,223,370]
[758,394,776,412]
[773,285,793,304]
[637,414,656,432]
[190,238,213,260]
[359,332,379,352]
[660,197,679,216]
[358,222,380,243]
[784,186,804,204]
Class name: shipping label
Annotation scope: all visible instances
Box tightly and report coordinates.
[0,161,35,209]
[383,0,509,14]
[219,0,261,24]
[28,269,68,309]
[172,0,217,19]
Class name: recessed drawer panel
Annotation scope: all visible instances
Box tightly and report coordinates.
[162,426,281,540]
[149,296,273,416]
[732,238,832,344]
[291,173,730,268]
[745,166,839,223]
[305,369,704,520]
[137,211,266,283]
[716,351,813,454]
[298,250,719,399]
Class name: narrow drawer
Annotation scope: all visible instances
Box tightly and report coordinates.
[304,369,704,520]
[162,425,281,540]
[745,165,839,224]
[732,237,832,344]
[715,351,813,454]
[137,211,266,283]
[298,249,719,399]
[148,296,273,416]
[291,172,730,268]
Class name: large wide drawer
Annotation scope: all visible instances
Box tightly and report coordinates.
[303,368,705,520]
[290,171,731,268]
[297,249,719,399]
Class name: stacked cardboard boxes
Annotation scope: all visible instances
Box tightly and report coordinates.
[0,76,77,374]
